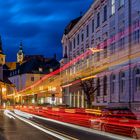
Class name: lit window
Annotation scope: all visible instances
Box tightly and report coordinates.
[39,67,43,72]
[111,0,115,15]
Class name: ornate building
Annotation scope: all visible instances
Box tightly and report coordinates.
[61,0,140,110]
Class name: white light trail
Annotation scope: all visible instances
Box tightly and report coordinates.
[8,110,78,140]
[14,110,134,140]
[4,110,15,119]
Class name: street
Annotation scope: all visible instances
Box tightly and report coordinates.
[0,110,133,140]
[0,110,58,140]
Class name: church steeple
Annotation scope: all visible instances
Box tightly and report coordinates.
[17,42,24,63]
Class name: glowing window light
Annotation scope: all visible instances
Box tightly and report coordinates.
[2,87,6,93]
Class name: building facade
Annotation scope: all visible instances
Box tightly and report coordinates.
[61,0,140,110]
[8,45,60,105]
[0,37,16,106]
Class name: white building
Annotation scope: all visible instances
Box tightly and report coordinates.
[61,0,140,110]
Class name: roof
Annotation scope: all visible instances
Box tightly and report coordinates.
[5,62,17,70]
[64,16,82,35]
[9,56,60,76]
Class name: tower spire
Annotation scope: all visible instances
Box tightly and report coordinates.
[17,41,24,63]
[19,41,23,49]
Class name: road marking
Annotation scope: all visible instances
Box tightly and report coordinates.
[14,110,134,140]
[8,110,78,140]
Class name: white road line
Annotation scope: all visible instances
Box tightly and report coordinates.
[8,110,78,140]
[14,110,134,140]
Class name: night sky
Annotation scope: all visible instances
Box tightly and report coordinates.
[1,0,93,61]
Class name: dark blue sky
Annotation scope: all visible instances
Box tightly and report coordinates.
[1,0,93,61]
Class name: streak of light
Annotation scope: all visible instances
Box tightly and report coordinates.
[81,75,97,81]
[9,110,78,140]
[15,110,133,140]
[4,110,15,119]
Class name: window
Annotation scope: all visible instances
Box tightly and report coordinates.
[111,0,115,15]
[103,76,107,95]
[97,52,100,61]
[86,25,89,37]
[119,0,125,7]
[92,19,94,33]
[104,46,107,58]
[110,42,115,54]
[103,5,107,22]
[73,38,76,48]
[64,46,67,58]
[118,37,125,50]
[134,68,140,92]
[97,12,100,28]
[81,32,84,42]
[133,30,140,44]
[39,67,43,72]
[97,78,100,96]
[69,41,72,52]
[110,74,116,94]
[31,77,34,81]
[120,72,125,93]
[77,34,79,45]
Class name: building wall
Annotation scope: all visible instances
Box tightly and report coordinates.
[9,73,44,91]
[61,0,140,109]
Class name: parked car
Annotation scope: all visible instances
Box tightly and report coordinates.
[91,107,140,139]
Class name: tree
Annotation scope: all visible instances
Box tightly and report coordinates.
[81,78,99,108]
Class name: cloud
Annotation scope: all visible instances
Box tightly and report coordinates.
[0,0,93,61]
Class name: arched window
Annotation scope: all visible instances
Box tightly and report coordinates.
[103,76,107,95]
[134,68,140,92]
[120,72,125,93]
[97,78,100,96]
[110,74,116,94]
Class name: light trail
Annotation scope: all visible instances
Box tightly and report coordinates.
[16,20,140,95]
[14,109,134,140]
[4,110,15,119]
[7,110,78,140]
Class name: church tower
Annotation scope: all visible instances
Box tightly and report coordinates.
[17,42,24,63]
[0,36,5,80]
[0,36,5,65]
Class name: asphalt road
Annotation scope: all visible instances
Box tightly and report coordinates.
[0,110,59,140]
[0,110,133,140]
